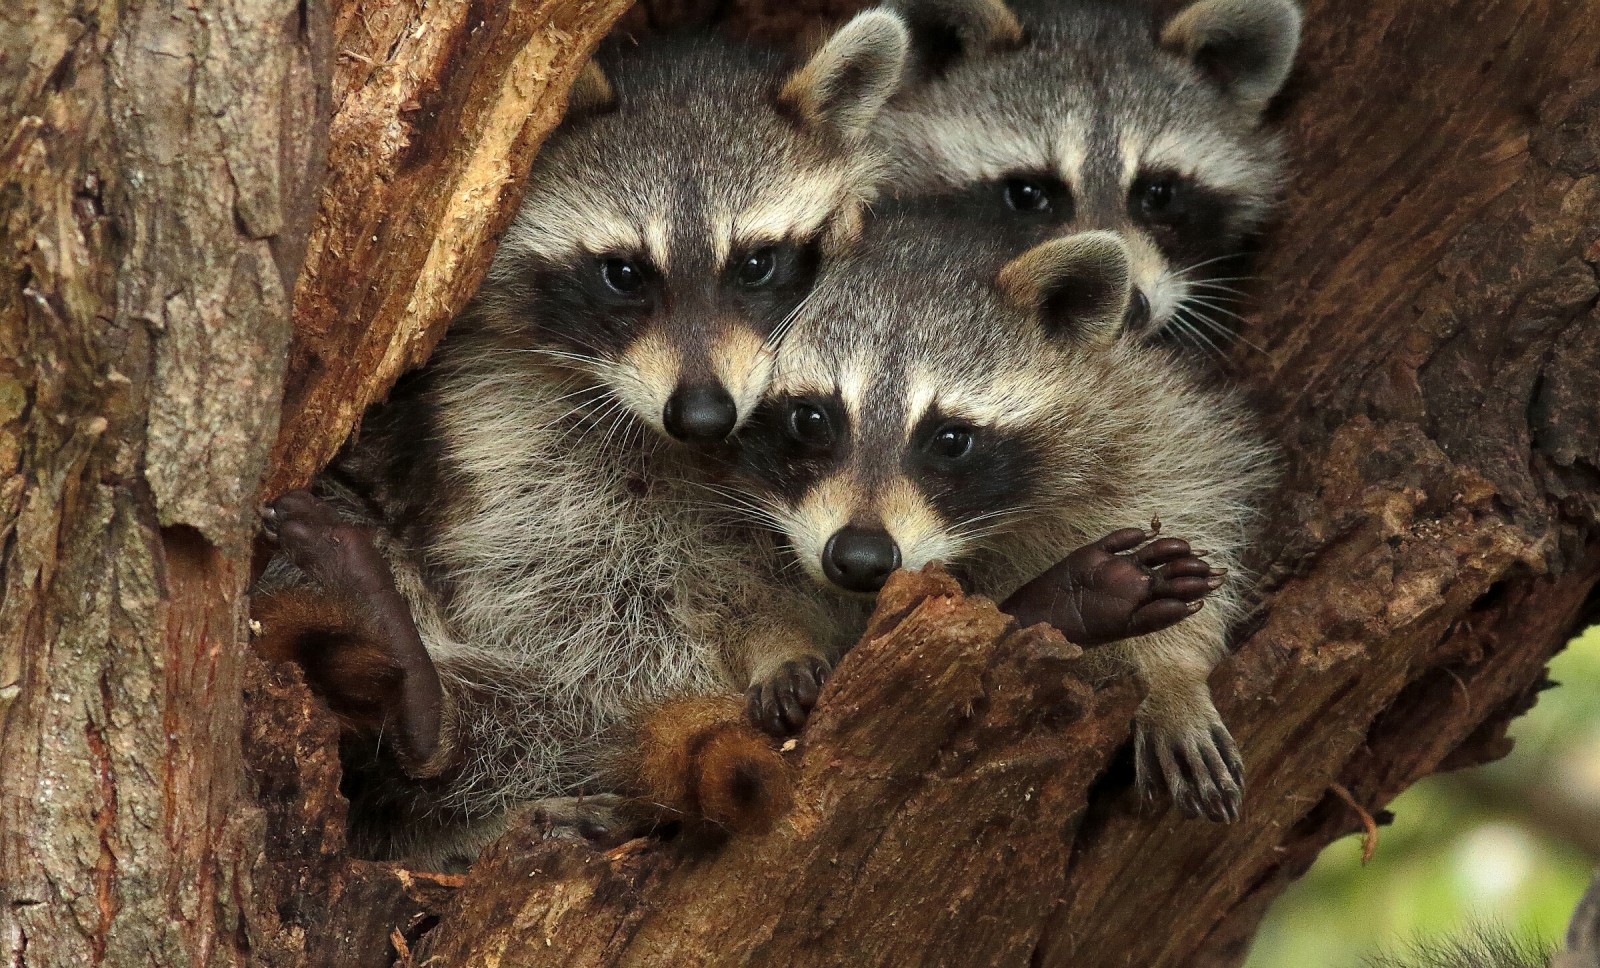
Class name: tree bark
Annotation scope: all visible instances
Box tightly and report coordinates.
[1,0,625,964]
[1,0,327,963]
[3,0,1596,966]
[265,0,635,493]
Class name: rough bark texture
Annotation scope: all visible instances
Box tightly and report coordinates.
[0,0,624,964]
[265,0,634,493]
[1,0,326,963]
[3,0,1597,965]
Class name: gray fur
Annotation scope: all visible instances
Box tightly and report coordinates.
[259,26,908,868]
[744,212,1276,818]
[877,0,1300,346]
[283,315,845,869]
[1568,870,1600,962]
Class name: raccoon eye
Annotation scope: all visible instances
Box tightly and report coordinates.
[1003,178,1051,213]
[928,424,975,462]
[736,247,779,288]
[600,257,645,295]
[1135,176,1181,221]
[786,402,833,448]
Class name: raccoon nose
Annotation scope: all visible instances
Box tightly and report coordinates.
[821,527,901,594]
[1124,289,1151,333]
[663,383,738,442]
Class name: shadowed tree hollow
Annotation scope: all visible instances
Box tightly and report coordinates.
[2,0,1597,965]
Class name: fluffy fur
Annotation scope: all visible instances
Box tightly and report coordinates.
[482,12,908,443]
[1363,931,1557,968]
[732,211,1276,819]
[253,21,915,868]
[877,0,1301,351]
[621,694,794,833]
[265,316,845,868]
[1365,873,1600,968]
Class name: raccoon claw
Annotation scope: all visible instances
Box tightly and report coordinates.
[1135,721,1244,824]
[1001,525,1224,646]
[748,657,830,737]
[260,489,336,545]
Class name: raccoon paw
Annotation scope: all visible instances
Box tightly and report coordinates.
[261,489,390,595]
[529,794,652,849]
[747,656,831,737]
[259,490,444,772]
[1135,721,1245,824]
[1002,523,1224,647]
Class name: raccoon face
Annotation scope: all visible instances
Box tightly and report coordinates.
[880,0,1301,351]
[480,11,909,444]
[737,229,1133,596]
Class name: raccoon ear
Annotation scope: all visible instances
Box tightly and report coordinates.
[781,9,910,143]
[890,0,1024,77]
[565,60,618,122]
[999,231,1132,348]
[1160,0,1301,114]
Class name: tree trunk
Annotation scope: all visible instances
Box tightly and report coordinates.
[2,0,1596,966]
[0,0,624,964]
[2,0,327,962]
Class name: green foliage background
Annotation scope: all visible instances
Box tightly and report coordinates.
[1246,627,1600,965]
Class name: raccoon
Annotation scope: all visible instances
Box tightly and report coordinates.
[873,0,1301,350]
[1366,870,1600,968]
[731,212,1275,821]
[482,11,908,444]
[249,16,910,868]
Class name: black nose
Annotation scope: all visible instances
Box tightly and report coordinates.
[822,526,901,593]
[662,383,738,442]
[1125,289,1151,333]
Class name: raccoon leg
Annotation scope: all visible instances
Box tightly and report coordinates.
[1085,608,1243,823]
[1132,681,1244,824]
[741,617,834,736]
[1001,523,1224,646]
[258,489,447,774]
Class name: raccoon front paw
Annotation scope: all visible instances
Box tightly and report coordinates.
[747,656,831,737]
[1134,720,1245,824]
[1001,523,1224,647]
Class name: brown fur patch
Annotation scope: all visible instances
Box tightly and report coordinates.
[252,591,405,734]
[634,695,794,833]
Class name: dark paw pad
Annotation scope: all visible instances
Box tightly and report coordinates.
[261,489,388,594]
[1135,722,1245,824]
[1003,522,1226,647]
[747,656,831,737]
